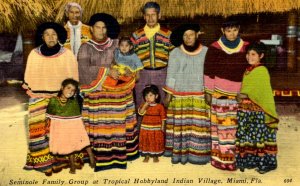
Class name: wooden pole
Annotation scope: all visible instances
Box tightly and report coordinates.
[22,30,35,73]
[287,10,297,72]
[297,10,300,72]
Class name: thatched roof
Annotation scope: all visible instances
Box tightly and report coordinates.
[1,0,300,33]
[0,0,55,34]
[54,0,300,24]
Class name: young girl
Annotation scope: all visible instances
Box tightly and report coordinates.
[236,42,279,174]
[46,78,95,174]
[105,36,143,86]
[138,85,166,163]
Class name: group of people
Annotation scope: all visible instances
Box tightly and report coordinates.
[22,1,279,176]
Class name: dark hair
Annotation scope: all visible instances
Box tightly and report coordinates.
[222,17,240,29]
[142,84,160,103]
[142,1,160,14]
[247,41,267,56]
[119,36,133,46]
[57,78,79,98]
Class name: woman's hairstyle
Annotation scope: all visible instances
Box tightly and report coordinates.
[142,1,160,14]
[65,2,83,17]
[247,41,267,56]
[57,78,79,98]
[222,17,240,29]
[119,36,133,46]
[142,84,160,103]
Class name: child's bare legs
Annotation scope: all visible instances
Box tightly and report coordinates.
[86,146,95,168]
[143,156,150,163]
[153,156,159,163]
[69,154,76,174]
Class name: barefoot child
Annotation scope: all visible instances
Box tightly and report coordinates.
[236,42,279,174]
[138,85,166,162]
[46,78,95,174]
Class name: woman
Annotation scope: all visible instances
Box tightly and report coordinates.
[78,13,139,171]
[204,18,249,171]
[23,22,79,175]
[164,24,211,165]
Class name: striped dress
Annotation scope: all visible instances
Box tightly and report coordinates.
[204,37,249,170]
[23,47,85,175]
[163,45,211,164]
[81,68,138,171]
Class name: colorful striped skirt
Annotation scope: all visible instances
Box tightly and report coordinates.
[139,124,165,156]
[210,93,238,170]
[164,94,211,164]
[24,98,87,175]
[236,99,277,171]
[82,87,139,171]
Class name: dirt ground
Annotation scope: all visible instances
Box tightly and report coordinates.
[0,84,299,186]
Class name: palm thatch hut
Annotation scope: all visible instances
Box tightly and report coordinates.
[1,0,300,95]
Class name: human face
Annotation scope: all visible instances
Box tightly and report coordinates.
[119,41,132,54]
[67,6,81,25]
[183,30,198,46]
[91,21,107,41]
[61,84,76,99]
[222,26,240,41]
[144,8,160,28]
[145,92,158,103]
[42,28,58,48]
[246,49,264,66]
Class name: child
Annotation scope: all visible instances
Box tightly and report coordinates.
[236,42,279,174]
[138,85,166,163]
[46,78,95,174]
[105,36,143,86]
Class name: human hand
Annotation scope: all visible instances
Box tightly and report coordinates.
[124,67,133,77]
[236,93,248,103]
[205,93,212,106]
[109,67,120,80]
[164,94,172,107]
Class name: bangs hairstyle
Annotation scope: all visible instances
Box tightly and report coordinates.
[119,36,133,46]
[57,78,79,98]
[142,84,161,103]
[247,42,267,56]
[222,17,240,29]
[142,1,160,14]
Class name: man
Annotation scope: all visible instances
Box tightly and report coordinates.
[131,1,174,108]
[64,2,91,57]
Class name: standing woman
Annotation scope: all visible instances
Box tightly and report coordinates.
[23,22,79,175]
[78,13,139,171]
[164,24,211,165]
[204,19,249,171]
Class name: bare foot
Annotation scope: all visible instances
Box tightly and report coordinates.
[143,156,150,163]
[153,157,159,163]
[69,167,76,174]
[90,157,96,168]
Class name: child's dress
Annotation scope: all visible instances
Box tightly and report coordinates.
[46,97,90,155]
[236,65,279,171]
[138,103,166,156]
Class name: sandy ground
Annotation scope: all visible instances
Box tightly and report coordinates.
[0,84,300,186]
